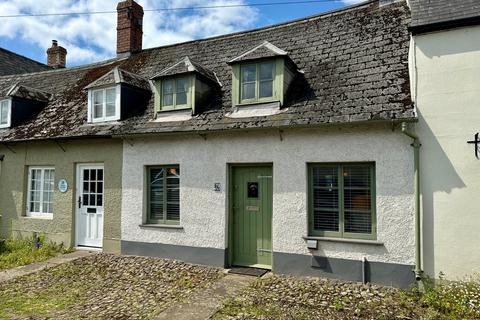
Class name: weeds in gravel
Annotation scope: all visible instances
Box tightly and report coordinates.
[214,274,480,320]
[0,254,223,319]
[412,273,480,319]
[0,234,69,271]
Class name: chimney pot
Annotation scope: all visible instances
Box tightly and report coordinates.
[116,0,144,56]
[47,40,67,68]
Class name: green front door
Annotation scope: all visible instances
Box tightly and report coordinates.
[231,166,272,269]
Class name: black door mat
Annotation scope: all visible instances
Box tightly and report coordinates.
[228,267,269,277]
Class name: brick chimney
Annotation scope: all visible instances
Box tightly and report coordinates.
[117,0,144,56]
[47,40,67,68]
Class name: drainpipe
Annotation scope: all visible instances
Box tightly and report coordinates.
[401,122,422,281]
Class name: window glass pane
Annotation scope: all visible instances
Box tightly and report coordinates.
[93,90,103,119]
[163,80,174,94]
[0,101,8,125]
[241,65,256,83]
[176,79,188,93]
[343,166,372,234]
[259,80,273,98]
[241,83,255,100]
[312,166,340,232]
[314,210,339,232]
[166,167,180,221]
[259,63,274,80]
[106,88,116,117]
[313,167,338,188]
[163,94,173,106]
[149,168,165,221]
[175,78,188,106]
[176,92,187,105]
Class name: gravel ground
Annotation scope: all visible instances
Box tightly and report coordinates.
[213,275,432,320]
[0,253,223,320]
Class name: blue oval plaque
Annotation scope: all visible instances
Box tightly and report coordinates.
[58,179,68,193]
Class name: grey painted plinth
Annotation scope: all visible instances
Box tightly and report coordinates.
[121,240,225,267]
[273,252,415,288]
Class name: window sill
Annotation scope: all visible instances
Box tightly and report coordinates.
[235,100,280,107]
[302,236,384,246]
[139,224,183,230]
[22,215,54,220]
[158,106,191,112]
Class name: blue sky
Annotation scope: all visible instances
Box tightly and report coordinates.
[0,0,361,67]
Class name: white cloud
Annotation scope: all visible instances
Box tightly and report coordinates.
[0,0,258,65]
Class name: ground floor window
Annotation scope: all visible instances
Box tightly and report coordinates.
[27,167,55,218]
[147,166,180,224]
[308,163,376,239]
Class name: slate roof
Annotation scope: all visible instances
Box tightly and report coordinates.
[85,66,150,91]
[0,48,51,76]
[0,0,413,143]
[152,57,218,84]
[7,83,51,102]
[409,0,480,34]
[228,41,288,64]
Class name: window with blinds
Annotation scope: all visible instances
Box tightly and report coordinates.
[147,166,180,224]
[309,163,375,239]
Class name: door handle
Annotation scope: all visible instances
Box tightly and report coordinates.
[78,196,82,209]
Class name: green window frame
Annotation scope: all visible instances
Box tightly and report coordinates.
[240,61,275,103]
[147,165,180,225]
[232,58,284,106]
[157,76,193,111]
[308,163,376,240]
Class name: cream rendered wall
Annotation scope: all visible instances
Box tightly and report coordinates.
[412,25,480,279]
[0,139,123,253]
[121,125,415,265]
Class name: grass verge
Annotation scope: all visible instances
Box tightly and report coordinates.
[0,235,69,271]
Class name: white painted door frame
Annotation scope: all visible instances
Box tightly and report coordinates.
[75,163,104,248]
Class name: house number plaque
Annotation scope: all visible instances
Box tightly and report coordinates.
[58,179,68,193]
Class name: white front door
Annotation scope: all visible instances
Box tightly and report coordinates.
[76,164,104,248]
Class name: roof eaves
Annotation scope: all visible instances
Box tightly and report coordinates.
[409,15,480,34]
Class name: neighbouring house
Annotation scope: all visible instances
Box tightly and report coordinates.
[0,47,52,76]
[409,0,480,280]
[0,0,417,287]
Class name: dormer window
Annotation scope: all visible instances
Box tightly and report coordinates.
[152,57,219,117]
[85,67,151,124]
[0,99,11,128]
[240,61,275,103]
[160,76,192,110]
[90,86,119,122]
[229,41,297,110]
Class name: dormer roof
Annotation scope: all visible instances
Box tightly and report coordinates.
[85,67,150,91]
[6,83,51,102]
[228,41,288,64]
[151,56,218,84]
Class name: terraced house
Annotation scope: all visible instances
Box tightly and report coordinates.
[0,0,418,287]
[408,0,480,281]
